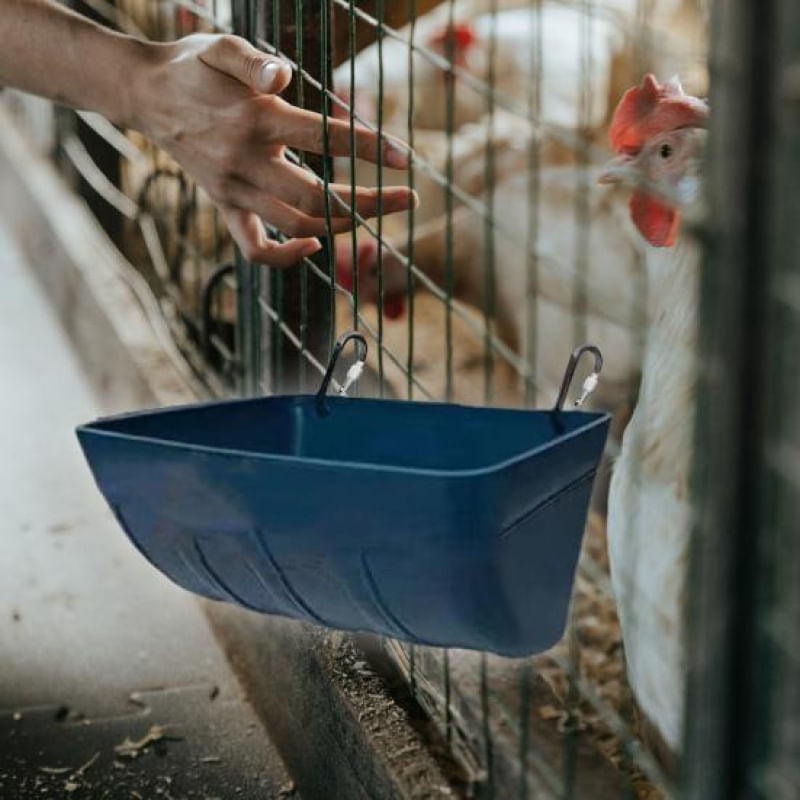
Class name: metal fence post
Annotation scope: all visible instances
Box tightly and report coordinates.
[684,0,799,796]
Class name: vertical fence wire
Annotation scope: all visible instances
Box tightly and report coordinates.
[619,0,656,795]
[406,0,418,701]
[320,0,336,356]
[376,0,386,394]
[443,0,456,404]
[348,0,359,336]
[482,1,497,406]
[295,0,309,391]
[524,0,543,409]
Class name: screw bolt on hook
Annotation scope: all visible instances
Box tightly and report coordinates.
[575,372,600,407]
[339,361,365,395]
[554,345,604,411]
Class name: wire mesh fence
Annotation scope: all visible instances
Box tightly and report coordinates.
[3,0,800,797]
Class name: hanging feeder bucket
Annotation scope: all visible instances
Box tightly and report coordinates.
[77,333,610,657]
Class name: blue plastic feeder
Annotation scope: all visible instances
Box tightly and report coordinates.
[77,333,610,657]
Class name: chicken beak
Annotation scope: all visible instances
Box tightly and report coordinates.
[597,154,638,185]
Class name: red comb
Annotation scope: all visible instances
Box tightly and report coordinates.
[609,74,708,155]
[431,23,478,53]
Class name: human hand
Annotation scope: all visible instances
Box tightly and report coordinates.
[131,33,417,268]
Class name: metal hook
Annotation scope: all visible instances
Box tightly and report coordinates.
[553,345,604,411]
[316,331,368,417]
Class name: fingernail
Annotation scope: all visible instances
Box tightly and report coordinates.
[260,61,282,91]
[301,240,322,258]
[411,190,421,210]
[385,141,410,170]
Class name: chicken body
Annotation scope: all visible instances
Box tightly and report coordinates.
[335,290,521,407]
[606,235,699,757]
[600,80,707,762]
[357,166,647,407]
[335,3,622,136]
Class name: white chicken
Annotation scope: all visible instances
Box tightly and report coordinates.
[337,159,649,410]
[335,3,623,136]
[334,0,707,136]
[598,74,708,766]
[335,290,522,407]
[332,0,708,410]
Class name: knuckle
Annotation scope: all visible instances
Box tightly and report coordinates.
[282,218,303,238]
[240,243,257,261]
[298,191,323,217]
[357,189,378,211]
[220,147,240,175]
[216,34,241,56]
[254,94,279,118]
[307,124,323,152]
[212,175,235,205]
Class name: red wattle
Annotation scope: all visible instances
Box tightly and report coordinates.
[630,190,679,248]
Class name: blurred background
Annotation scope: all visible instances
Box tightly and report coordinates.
[1,1,799,798]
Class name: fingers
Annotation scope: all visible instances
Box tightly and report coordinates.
[226,177,358,237]
[245,158,417,219]
[222,208,321,269]
[199,34,292,94]
[260,97,412,169]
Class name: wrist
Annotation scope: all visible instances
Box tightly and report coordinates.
[122,38,174,133]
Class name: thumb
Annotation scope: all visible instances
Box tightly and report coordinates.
[200,35,292,94]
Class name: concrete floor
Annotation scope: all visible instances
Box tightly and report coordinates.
[0,222,297,799]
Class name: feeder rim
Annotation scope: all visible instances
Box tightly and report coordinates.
[77,395,611,480]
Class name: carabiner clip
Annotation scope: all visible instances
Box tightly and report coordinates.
[315,331,368,417]
[553,345,603,411]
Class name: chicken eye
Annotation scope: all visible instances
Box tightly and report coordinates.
[659,143,674,159]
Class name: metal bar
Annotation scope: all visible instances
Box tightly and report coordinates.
[320,0,337,357]
[443,0,456,402]
[483,0,498,406]
[348,0,359,337]
[264,2,334,393]
[375,0,386,395]
[684,0,780,797]
[525,0,543,407]
[296,0,310,392]
[405,0,417,402]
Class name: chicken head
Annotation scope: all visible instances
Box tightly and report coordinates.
[598,74,708,247]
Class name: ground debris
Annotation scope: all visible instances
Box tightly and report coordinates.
[127,692,148,709]
[114,725,178,759]
[72,752,100,778]
[532,514,662,798]
[53,705,86,725]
